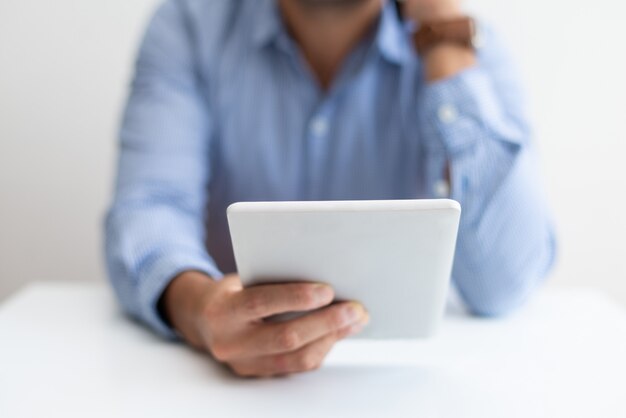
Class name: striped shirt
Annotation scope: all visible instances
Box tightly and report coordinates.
[105,0,557,337]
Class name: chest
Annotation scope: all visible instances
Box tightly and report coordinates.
[206,45,427,201]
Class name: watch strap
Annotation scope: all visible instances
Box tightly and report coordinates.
[414,17,477,55]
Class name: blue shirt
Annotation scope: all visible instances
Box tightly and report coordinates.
[105,0,557,337]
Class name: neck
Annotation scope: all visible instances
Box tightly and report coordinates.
[279,0,382,90]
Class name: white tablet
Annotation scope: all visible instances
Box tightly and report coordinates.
[227,199,461,339]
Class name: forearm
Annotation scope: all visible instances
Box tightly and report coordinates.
[423,106,556,314]
[444,139,556,315]
[105,0,223,337]
[418,30,557,315]
[105,198,223,337]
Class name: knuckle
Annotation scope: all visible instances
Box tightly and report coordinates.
[297,351,321,371]
[242,293,266,317]
[327,308,347,329]
[200,300,221,321]
[272,354,290,373]
[210,341,232,362]
[276,327,301,351]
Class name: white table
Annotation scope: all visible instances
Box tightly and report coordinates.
[0,283,625,418]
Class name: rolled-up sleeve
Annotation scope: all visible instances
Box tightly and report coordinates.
[418,25,557,316]
[104,1,223,338]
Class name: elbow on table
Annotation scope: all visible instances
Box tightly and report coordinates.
[458,262,553,318]
[465,288,532,318]
[458,228,558,318]
[103,210,142,319]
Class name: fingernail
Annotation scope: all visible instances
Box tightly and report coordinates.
[344,302,366,322]
[313,284,333,303]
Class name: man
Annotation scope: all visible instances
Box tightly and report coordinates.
[105,0,556,377]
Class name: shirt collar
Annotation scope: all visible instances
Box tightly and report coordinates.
[251,0,412,66]
[251,0,284,48]
[375,1,413,65]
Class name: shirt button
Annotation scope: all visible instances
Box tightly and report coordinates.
[310,117,329,137]
[434,179,450,198]
[438,104,458,124]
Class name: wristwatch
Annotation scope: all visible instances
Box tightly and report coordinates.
[413,17,479,55]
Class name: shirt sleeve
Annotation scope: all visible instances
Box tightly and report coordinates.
[104,1,223,338]
[418,25,557,316]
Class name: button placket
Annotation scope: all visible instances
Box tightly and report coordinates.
[438,104,458,124]
[434,179,450,198]
[309,116,329,138]
[305,103,333,199]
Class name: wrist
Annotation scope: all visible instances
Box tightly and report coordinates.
[423,44,476,82]
[409,12,477,82]
[161,271,215,347]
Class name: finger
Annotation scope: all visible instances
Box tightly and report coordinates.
[243,302,368,356]
[233,282,334,320]
[219,274,245,292]
[230,321,366,378]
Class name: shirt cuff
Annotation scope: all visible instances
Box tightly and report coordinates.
[419,66,518,155]
[136,251,224,339]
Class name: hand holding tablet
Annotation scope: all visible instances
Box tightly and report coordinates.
[227,199,461,339]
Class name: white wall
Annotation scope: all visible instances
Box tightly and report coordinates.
[1,1,625,306]
[0,0,157,297]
